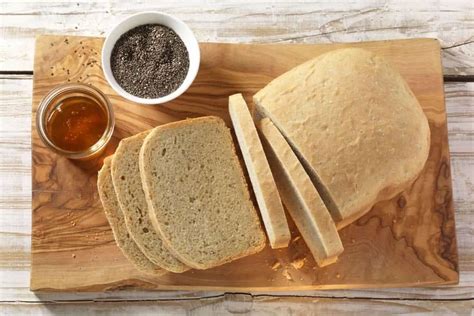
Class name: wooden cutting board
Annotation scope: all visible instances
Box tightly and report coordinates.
[31,35,458,291]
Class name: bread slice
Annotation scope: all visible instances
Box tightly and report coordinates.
[229,93,290,249]
[97,156,165,275]
[254,48,430,228]
[139,116,266,270]
[111,131,189,273]
[258,118,343,267]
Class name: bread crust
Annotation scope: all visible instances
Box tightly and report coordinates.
[254,48,430,227]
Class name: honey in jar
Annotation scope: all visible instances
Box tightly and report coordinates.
[36,83,114,160]
[46,96,107,152]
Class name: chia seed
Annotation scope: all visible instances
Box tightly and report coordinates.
[110,24,190,99]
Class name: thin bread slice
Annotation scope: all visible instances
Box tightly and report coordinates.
[258,118,343,267]
[139,116,266,270]
[97,157,165,275]
[111,131,189,273]
[229,93,290,249]
[253,48,430,229]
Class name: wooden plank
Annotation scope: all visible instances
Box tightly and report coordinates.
[1,294,473,315]
[29,35,458,291]
[0,1,473,76]
[0,77,472,300]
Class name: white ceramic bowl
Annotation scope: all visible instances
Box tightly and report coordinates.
[102,12,200,105]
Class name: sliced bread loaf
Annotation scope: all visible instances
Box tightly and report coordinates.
[258,118,343,267]
[254,48,430,228]
[229,93,290,249]
[111,131,189,273]
[139,116,266,270]
[97,156,165,275]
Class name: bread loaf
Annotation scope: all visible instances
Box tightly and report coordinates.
[254,48,430,228]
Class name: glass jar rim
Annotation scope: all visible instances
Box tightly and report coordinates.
[36,83,115,160]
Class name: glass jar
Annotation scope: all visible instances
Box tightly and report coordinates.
[36,83,115,160]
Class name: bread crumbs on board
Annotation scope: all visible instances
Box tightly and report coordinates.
[271,261,281,271]
[290,257,306,270]
[282,269,293,281]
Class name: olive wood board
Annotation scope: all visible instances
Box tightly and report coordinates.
[31,35,458,291]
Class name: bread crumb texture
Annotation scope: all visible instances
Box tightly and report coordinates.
[140,116,266,269]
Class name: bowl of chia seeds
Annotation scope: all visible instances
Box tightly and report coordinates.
[102,12,200,105]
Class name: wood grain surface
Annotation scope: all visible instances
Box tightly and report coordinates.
[1,79,471,311]
[30,35,458,292]
[3,293,473,315]
[1,1,473,78]
[1,2,473,314]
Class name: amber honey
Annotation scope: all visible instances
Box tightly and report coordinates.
[37,83,114,160]
[46,96,107,152]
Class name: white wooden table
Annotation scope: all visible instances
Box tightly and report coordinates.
[0,1,473,315]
